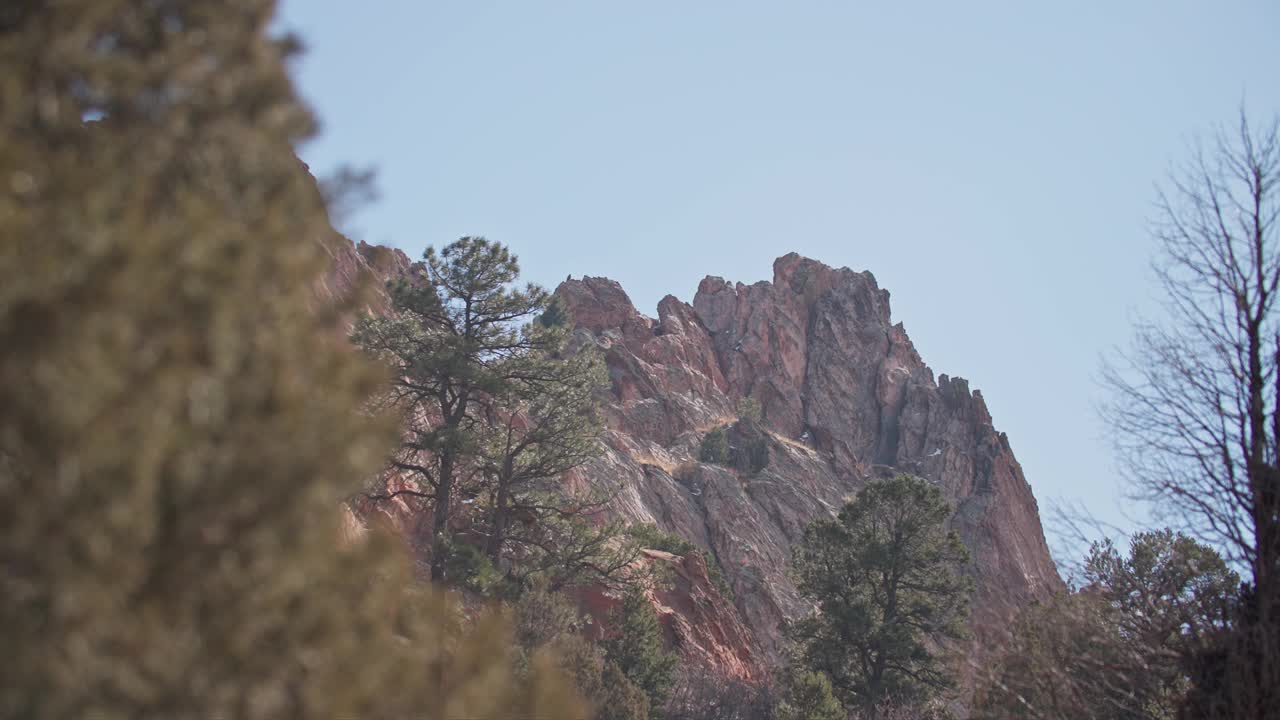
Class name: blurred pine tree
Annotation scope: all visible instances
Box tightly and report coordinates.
[0,2,582,717]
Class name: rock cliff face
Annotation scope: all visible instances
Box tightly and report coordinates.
[576,549,764,683]
[555,253,1062,675]
[323,236,1062,683]
[314,233,414,315]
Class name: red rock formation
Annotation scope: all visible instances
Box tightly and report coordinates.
[556,253,1063,670]
[323,236,1062,683]
[314,232,414,317]
[576,550,765,683]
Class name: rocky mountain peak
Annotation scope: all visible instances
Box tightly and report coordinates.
[556,253,1062,676]
[324,237,1062,683]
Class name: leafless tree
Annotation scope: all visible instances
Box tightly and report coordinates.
[1102,110,1280,717]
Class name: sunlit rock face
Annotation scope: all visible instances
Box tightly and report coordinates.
[575,549,766,683]
[314,233,414,317]
[556,253,1063,675]
[323,236,1062,682]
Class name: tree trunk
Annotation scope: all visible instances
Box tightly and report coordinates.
[1245,312,1280,717]
[1252,462,1280,719]
[486,461,512,563]
[429,452,454,582]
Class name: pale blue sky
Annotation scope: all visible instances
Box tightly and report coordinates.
[278,1,1278,551]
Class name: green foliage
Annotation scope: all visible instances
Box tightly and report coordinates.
[0,2,582,717]
[974,529,1239,720]
[972,593,1116,720]
[538,295,572,328]
[598,659,653,720]
[776,669,845,720]
[627,523,734,600]
[603,592,679,716]
[439,536,506,596]
[736,397,763,423]
[700,421,768,474]
[735,434,770,474]
[508,511,642,593]
[1084,528,1238,635]
[477,319,621,586]
[352,235,628,588]
[700,426,731,464]
[513,586,649,720]
[512,583,586,650]
[629,523,698,556]
[351,236,553,580]
[789,474,971,718]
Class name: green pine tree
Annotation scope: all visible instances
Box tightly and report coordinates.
[776,668,845,720]
[699,426,731,464]
[512,585,650,720]
[0,3,582,717]
[974,529,1239,720]
[603,592,679,717]
[789,474,971,719]
[352,236,635,589]
[477,317,630,588]
[351,237,551,581]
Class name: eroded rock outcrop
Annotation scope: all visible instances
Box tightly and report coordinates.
[576,549,765,683]
[557,253,1063,671]
[314,232,414,318]
[323,237,1062,683]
